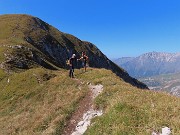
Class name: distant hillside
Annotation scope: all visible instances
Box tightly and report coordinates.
[114,52,180,78]
[0,14,147,89]
[139,73,180,97]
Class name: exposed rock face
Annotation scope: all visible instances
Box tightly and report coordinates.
[114,52,180,78]
[0,14,148,89]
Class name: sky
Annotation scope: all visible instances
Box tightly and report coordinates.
[0,0,180,59]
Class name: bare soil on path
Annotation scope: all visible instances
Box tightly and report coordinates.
[62,82,103,135]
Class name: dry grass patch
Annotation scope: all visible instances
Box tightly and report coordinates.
[0,68,88,135]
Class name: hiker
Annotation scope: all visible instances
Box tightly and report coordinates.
[78,51,88,72]
[68,54,76,78]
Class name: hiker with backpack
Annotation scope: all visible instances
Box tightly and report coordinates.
[78,51,88,72]
[68,54,76,78]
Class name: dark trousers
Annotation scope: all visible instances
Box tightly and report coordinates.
[69,66,74,78]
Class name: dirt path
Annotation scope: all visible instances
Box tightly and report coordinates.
[62,83,103,135]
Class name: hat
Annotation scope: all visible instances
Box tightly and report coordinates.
[72,54,76,58]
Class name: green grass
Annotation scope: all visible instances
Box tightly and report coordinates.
[0,68,180,134]
[0,69,7,80]
[0,68,88,135]
[77,68,180,135]
[0,15,27,45]
[0,46,9,63]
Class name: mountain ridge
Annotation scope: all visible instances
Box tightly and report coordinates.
[114,51,180,78]
[0,14,147,89]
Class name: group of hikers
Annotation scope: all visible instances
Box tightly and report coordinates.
[67,51,89,78]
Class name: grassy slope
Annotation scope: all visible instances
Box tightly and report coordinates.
[0,68,88,135]
[0,14,30,45]
[0,68,180,135]
[77,69,180,135]
[0,14,65,71]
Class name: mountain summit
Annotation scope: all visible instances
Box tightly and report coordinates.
[0,14,147,89]
[114,51,180,78]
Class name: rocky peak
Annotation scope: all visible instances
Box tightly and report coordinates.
[114,51,180,78]
[139,52,173,62]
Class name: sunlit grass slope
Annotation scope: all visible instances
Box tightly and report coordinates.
[0,68,88,135]
[78,68,180,135]
[0,68,180,135]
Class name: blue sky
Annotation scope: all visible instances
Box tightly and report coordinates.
[0,0,180,58]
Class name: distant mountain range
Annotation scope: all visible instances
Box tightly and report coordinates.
[114,52,180,78]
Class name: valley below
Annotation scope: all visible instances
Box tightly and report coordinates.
[139,73,180,97]
[113,52,180,97]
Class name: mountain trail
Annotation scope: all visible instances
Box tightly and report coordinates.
[63,80,103,135]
